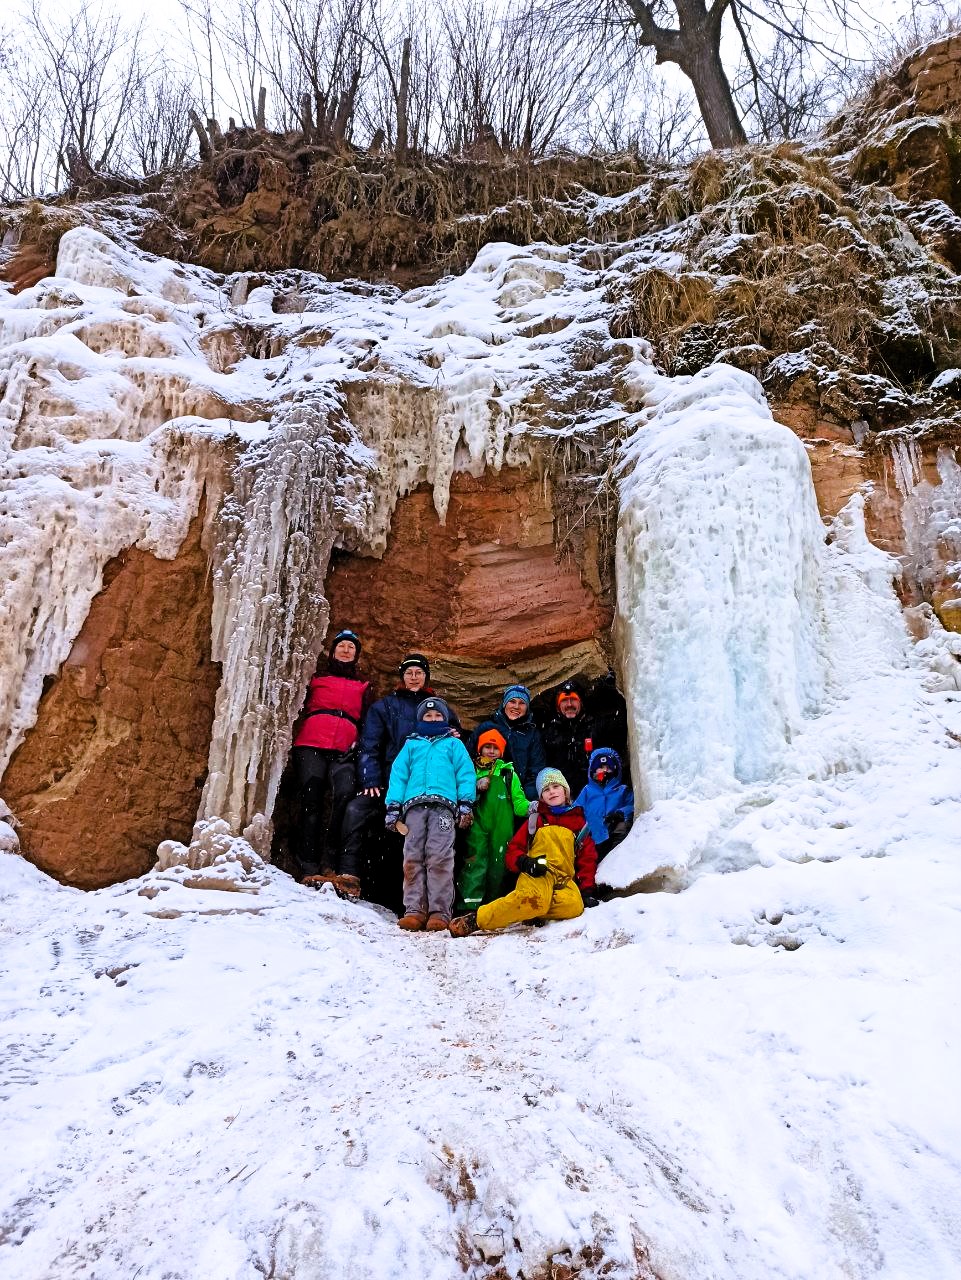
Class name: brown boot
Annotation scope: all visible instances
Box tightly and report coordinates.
[397,912,427,931]
[448,912,479,937]
[333,874,362,900]
[302,872,338,890]
[426,913,450,932]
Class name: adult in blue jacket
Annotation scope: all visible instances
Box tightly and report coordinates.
[341,652,461,905]
[573,747,634,859]
[470,684,546,800]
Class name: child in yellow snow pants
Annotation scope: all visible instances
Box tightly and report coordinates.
[465,826,583,933]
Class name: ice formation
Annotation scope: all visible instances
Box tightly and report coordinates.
[0,224,635,850]
[615,362,828,806]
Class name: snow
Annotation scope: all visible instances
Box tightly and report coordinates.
[2,640,960,1278]
[2,210,961,1276]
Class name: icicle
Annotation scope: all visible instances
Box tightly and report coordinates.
[200,389,376,832]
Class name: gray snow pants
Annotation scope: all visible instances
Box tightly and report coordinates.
[402,804,456,919]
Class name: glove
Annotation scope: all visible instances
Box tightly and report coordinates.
[604,811,622,832]
[581,893,600,908]
[475,776,491,793]
[384,805,401,832]
[457,803,474,830]
[517,855,548,877]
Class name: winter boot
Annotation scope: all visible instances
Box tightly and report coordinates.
[302,871,339,891]
[397,912,427,931]
[426,913,450,932]
[448,912,479,937]
[333,874,362,900]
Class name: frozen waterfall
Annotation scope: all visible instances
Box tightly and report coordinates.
[616,364,829,809]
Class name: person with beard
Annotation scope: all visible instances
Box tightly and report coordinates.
[292,629,372,895]
[540,679,596,799]
[339,652,462,908]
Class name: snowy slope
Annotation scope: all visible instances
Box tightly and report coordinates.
[2,671,960,1280]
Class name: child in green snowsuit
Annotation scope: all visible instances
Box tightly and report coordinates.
[455,727,530,913]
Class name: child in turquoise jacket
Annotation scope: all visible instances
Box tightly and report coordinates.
[385,697,476,932]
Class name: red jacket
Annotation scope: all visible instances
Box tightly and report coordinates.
[505,800,598,891]
[293,673,369,752]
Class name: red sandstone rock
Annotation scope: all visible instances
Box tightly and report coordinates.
[1,517,220,889]
[324,469,613,724]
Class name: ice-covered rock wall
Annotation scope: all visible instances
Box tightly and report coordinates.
[1,223,636,870]
[616,364,829,807]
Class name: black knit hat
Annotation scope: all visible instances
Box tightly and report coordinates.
[331,628,362,656]
[399,652,431,682]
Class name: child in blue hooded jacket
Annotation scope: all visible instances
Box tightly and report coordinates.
[573,747,634,860]
[385,697,476,932]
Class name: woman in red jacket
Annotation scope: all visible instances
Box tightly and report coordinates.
[292,629,372,894]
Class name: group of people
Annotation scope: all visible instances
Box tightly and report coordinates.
[289,629,634,937]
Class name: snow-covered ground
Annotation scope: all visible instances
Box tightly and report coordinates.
[2,610,960,1278]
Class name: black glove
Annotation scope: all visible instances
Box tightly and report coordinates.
[384,805,401,832]
[581,893,600,908]
[517,855,547,877]
[604,811,622,831]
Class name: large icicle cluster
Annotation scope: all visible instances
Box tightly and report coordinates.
[615,363,828,807]
[200,391,376,834]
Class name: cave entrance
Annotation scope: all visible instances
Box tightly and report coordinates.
[271,466,617,873]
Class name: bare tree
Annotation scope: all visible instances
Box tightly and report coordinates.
[546,0,876,149]
[26,0,148,185]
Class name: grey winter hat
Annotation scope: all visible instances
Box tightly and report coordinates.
[416,697,450,723]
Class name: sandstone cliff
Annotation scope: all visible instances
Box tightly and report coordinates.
[1,38,960,889]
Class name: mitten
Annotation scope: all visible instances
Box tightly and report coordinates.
[581,893,600,908]
[457,803,474,830]
[384,805,401,832]
[517,855,547,877]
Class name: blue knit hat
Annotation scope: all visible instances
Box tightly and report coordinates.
[331,628,361,655]
[502,684,531,710]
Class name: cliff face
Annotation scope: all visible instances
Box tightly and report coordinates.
[0,517,219,888]
[1,38,960,889]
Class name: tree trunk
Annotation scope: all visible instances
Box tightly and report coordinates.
[682,38,747,148]
[395,36,412,163]
[626,0,747,149]
[188,110,212,161]
[255,86,267,131]
[298,93,312,139]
